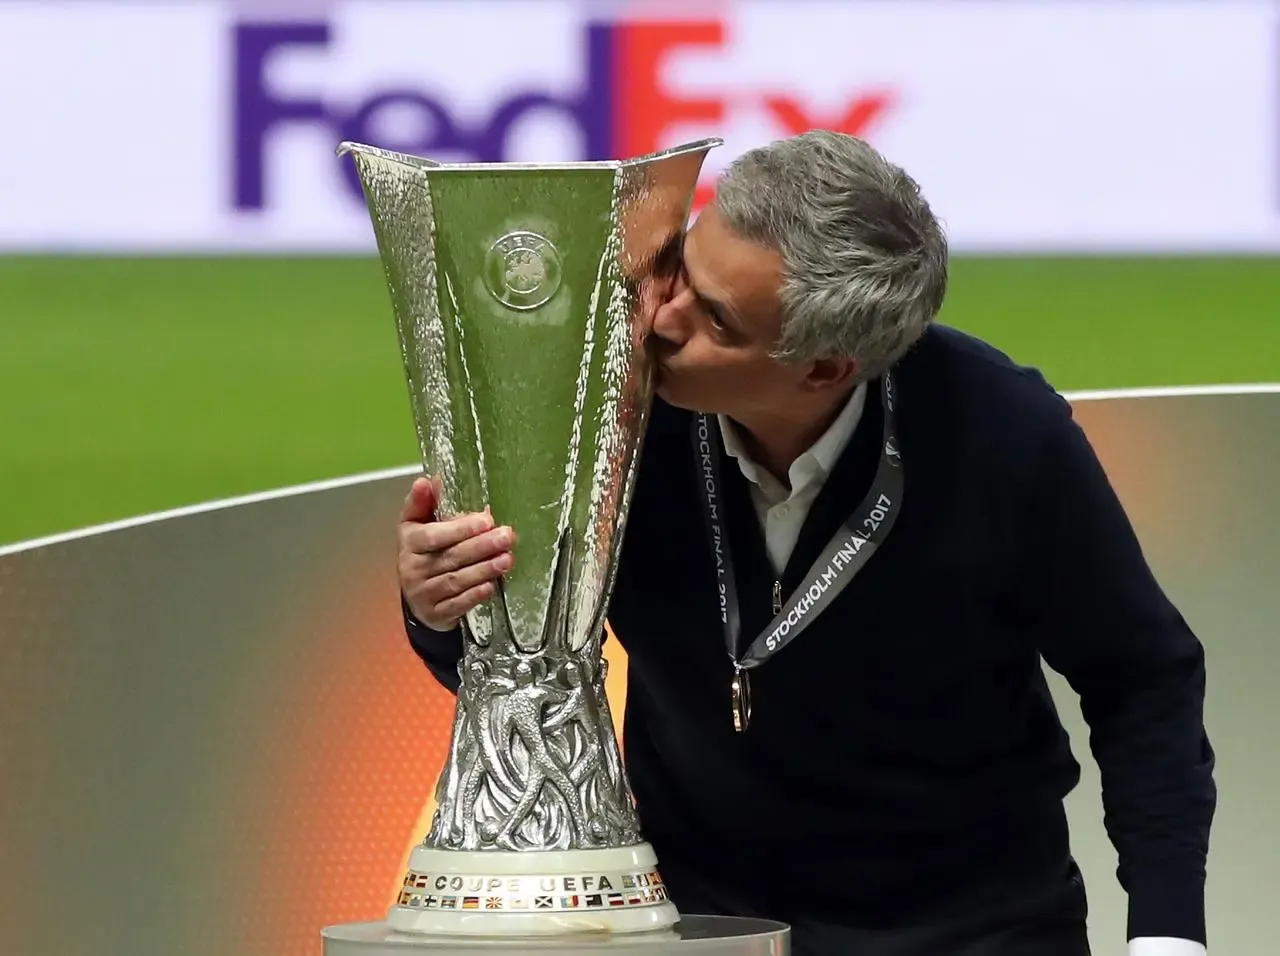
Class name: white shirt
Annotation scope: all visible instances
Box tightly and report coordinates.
[718,381,869,575]
[717,385,1208,956]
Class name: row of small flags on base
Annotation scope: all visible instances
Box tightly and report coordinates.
[397,886,668,910]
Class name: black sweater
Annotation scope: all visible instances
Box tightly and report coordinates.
[405,324,1216,943]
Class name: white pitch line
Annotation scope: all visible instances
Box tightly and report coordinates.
[1064,382,1280,402]
[0,382,1277,559]
[0,464,421,559]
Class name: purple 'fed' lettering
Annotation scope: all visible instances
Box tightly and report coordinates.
[231,20,617,211]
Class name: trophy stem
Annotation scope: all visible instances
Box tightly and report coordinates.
[426,632,639,853]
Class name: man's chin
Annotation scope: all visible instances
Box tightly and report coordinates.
[653,377,701,413]
[652,372,677,404]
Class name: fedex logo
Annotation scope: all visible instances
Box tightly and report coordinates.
[232,16,896,212]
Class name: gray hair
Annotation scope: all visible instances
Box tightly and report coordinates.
[712,130,948,381]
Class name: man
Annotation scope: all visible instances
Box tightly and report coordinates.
[396,130,1216,956]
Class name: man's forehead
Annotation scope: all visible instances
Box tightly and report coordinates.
[679,210,725,278]
[684,212,781,293]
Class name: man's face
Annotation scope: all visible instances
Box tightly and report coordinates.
[646,203,809,419]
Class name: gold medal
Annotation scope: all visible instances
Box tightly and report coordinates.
[731,664,752,733]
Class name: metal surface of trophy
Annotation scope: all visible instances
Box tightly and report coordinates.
[338,137,721,937]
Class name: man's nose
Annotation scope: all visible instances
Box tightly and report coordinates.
[651,287,695,347]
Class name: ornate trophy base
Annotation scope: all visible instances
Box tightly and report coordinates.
[322,915,790,955]
[388,845,679,936]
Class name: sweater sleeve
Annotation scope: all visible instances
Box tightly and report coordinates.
[1015,401,1217,946]
[402,594,464,694]
[400,596,615,695]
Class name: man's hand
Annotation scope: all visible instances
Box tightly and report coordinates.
[398,475,515,631]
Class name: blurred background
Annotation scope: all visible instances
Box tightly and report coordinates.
[1,2,1278,955]
[2,0,1277,548]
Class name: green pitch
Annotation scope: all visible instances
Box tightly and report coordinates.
[2,255,1277,548]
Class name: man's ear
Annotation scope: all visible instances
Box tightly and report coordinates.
[802,356,859,392]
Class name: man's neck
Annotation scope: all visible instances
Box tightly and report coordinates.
[730,388,855,488]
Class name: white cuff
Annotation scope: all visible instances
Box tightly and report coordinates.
[1128,938,1207,956]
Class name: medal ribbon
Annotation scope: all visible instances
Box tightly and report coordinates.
[691,373,904,730]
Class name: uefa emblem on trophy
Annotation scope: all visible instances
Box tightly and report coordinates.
[335,137,721,938]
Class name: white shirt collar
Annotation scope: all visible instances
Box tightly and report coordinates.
[717,382,868,504]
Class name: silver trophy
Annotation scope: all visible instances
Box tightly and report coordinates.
[338,138,720,937]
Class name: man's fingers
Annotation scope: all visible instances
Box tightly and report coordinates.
[423,553,515,603]
[432,580,499,626]
[427,526,516,572]
[400,476,437,523]
[404,512,496,554]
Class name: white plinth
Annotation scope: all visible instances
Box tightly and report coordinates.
[322,915,790,955]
